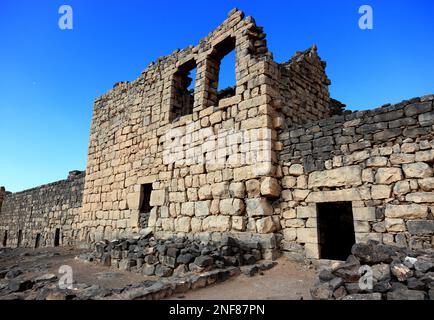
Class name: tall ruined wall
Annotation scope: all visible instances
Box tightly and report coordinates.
[278,46,331,126]
[278,95,434,260]
[0,171,85,248]
[78,8,339,251]
[0,187,7,210]
[79,9,285,251]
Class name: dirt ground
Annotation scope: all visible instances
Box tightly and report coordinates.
[0,247,315,300]
[168,258,315,300]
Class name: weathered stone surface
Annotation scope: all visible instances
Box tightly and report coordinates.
[181,202,195,217]
[150,190,165,206]
[245,180,261,198]
[219,198,245,216]
[194,255,214,268]
[418,177,434,191]
[393,180,410,195]
[389,154,415,165]
[367,157,388,167]
[405,102,432,116]
[288,164,304,176]
[260,177,281,197]
[406,220,434,235]
[245,198,273,217]
[229,182,246,199]
[402,162,433,178]
[305,189,361,203]
[281,176,296,188]
[175,217,191,233]
[202,216,231,232]
[391,263,413,281]
[256,217,276,234]
[308,166,362,188]
[385,204,428,219]
[375,168,403,184]
[351,243,396,264]
[211,182,230,199]
[371,185,391,200]
[405,192,434,203]
[296,228,318,244]
[296,206,316,218]
[195,201,210,217]
[418,112,434,126]
[385,218,406,232]
[352,207,375,221]
[415,150,434,162]
[198,185,212,200]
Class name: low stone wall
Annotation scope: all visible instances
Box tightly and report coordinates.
[82,234,276,278]
[0,171,85,248]
[278,95,434,260]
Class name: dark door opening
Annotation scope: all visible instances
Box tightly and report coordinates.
[54,228,60,247]
[17,230,23,247]
[2,230,7,247]
[35,233,41,248]
[139,184,153,228]
[317,202,356,260]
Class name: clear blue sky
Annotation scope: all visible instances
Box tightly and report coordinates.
[1,0,433,192]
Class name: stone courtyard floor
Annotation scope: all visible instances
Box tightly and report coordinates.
[0,247,315,300]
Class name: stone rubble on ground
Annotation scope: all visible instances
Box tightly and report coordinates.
[311,240,434,300]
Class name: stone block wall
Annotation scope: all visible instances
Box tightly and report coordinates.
[3,8,431,260]
[278,45,331,126]
[78,9,331,245]
[0,171,85,248]
[278,95,434,260]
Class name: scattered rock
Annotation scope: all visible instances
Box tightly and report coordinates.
[8,279,34,292]
[312,242,433,300]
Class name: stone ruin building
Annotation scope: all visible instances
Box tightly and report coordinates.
[1,9,433,262]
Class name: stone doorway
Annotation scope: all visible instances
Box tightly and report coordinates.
[2,230,7,247]
[17,230,23,247]
[35,233,41,248]
[54,228,60,247]
[317,202,356,260]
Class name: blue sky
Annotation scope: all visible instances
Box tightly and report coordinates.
[0,0,433,192]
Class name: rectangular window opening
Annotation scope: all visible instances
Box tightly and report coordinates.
[170,59,197,122]
[317,202,356,261]
[208,36,236,106]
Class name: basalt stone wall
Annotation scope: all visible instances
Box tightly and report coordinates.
[78,8,332,246]
[0,171,85,248]
[278,95,434,260]
[278,46,331,126]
